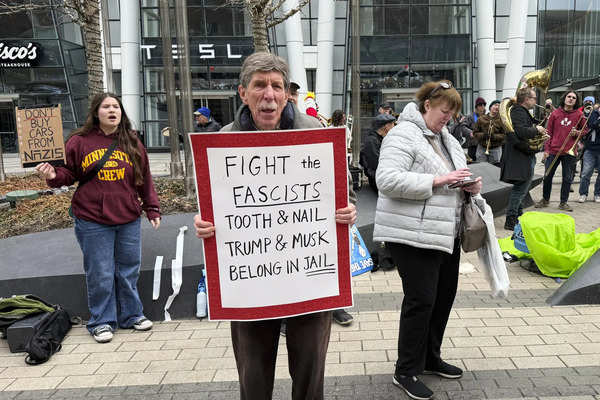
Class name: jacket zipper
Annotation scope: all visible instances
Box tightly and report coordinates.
[420,199,428,221]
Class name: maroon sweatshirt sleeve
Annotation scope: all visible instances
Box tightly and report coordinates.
[47,136,81,188]
[136,140,161,221]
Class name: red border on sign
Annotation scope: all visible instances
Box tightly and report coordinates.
[190,127,351,320]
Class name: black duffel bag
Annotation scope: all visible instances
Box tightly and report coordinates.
[24,306,74,365]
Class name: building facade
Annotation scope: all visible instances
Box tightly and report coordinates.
[1,0,599,153]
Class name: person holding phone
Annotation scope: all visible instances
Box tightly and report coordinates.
[374,80,482,400]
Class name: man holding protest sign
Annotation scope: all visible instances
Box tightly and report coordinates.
[193,52,356,400]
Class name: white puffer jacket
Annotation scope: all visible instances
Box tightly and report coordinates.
[374,102,470,254]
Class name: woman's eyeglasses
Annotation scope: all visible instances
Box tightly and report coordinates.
[429,81,453,98]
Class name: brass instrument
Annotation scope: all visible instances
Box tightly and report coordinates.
[499,56,555,151]
[544,104,593,176]
[484,118,493,155]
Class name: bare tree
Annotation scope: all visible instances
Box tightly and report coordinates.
[229,0,311,52]
[0,0,103,100]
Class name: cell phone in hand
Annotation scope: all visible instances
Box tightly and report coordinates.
[448,177,475,189]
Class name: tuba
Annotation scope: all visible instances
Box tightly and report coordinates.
[499,56,554,151]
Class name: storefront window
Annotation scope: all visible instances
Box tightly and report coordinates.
[0,11,33,38]
[32,10,57,38]
[145,94,169,121]
[2,67,67,95]
[142,8,160,38]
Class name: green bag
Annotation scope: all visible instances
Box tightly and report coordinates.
[0,295,55,331]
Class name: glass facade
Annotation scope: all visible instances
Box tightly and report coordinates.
[537,0,600,100]
[356,0,472,135]
[0,0,86,152]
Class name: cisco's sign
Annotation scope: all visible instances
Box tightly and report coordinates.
[0,42,40,68]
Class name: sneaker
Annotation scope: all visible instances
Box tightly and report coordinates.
[424,360,463,379]
[535,198,549,208]
[132,317,153,331]
[92,325,113,343]
[595,196,600,203]
[504,215,517,231]
[393,374,433,400]
[332,309,353,326]
[558,202,573,211]
[579,195,587,203]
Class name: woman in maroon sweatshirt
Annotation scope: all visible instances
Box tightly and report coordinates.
[36,93,160,343]
[535,91,586,211]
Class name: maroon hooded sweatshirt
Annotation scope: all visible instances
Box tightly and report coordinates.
[48,128,160,225]
[545,107,587,155]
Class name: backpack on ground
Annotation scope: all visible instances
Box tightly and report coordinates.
[24,305,74,365]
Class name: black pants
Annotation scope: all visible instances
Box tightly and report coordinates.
[542,154,576,203]
[388,239,460,376]
[231,311,332,400]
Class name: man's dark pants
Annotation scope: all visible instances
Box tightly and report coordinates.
[231,311,332,400]
[543,154,576,203]
[507,156,536,218]
[388,239,460,376]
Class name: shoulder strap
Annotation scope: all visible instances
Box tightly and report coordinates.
[77,139,118,188]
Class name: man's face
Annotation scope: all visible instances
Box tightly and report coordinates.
[489,103,499,116]
[564,92,577,108]
[525,91,537,109]
[238,71,287,130]
[195,114,208,125]
[382,122,394,136]
[289,92,299,105]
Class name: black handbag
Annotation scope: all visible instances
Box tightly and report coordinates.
[24,306,74,365]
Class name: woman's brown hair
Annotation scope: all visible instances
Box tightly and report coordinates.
[70,93,144,186]
[415,80,462,115]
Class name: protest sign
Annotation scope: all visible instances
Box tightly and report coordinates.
[190,128,352,320]
[349,225,373,276]
[15,104,65,168]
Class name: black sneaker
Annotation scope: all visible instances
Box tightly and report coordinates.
[424,360,463,379]
[392,374,433,400]
[504,215,517,231]
[332,309,353,326]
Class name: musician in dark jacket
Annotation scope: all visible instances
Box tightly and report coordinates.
[500,88,547,230]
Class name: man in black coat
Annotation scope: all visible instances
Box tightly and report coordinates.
[360,113,396,191]
[500,88,548,230]
[194,107,222,132]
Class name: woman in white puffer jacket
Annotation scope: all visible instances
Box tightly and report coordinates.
[374,81,483,400]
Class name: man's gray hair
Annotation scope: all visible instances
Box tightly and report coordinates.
[239,52,290,90]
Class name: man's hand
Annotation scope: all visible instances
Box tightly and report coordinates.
[194,214,215,238]
[35,162,56,180]
[570,128,580,137]
[542,152,549,163]
[335,203,356,225]
[536,125,547,135]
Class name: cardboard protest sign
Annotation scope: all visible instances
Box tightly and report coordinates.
[349,225,373,276]
[15,105,65,168]
[190,127,352,321]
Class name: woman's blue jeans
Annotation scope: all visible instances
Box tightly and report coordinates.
[74,217,144,333]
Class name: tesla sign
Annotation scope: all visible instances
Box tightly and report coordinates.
[0,42,40,68]
[141,43,242,60]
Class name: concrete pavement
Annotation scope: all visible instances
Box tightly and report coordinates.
[1,154,600,399]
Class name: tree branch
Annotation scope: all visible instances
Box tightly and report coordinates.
[0,1,49,15]
[265,0,286,18]
[266,0,309,28]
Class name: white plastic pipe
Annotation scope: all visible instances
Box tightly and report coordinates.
[120,0,141,130]
[475,0,496,104]
[315,0,335,119]
[282,0,308,112]
[502,0,529,98]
